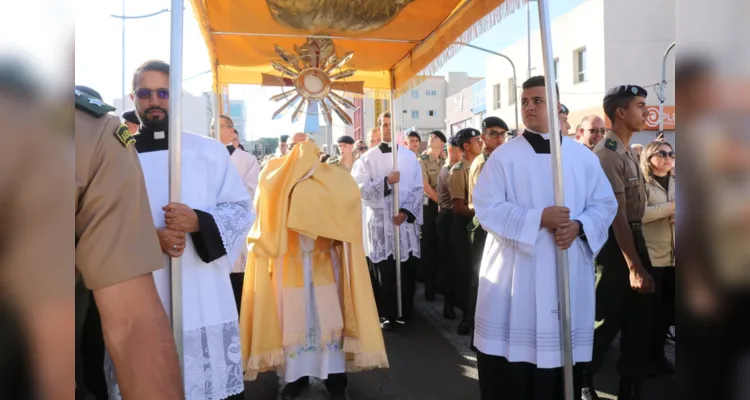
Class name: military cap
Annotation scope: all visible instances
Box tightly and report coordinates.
[428,130,447,144]
[75,85,103,100]
[560,104,569,115]
[448,134,461,147]
[455,127,481,148]
[407,131,421,141]
[603,84,648,106]
[482,116,509,131]
[336,135,355,145]
[121,109,139,125]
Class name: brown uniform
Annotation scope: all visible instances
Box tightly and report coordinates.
[448,156,470,205]
[419,153,444,299]
[588,129,652,380]
[419,154,444,194]
[447,156,472,314]
[467,151,489,210]
[325,156,353,173]
[437,164,454,211]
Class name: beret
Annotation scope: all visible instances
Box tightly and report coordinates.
[121,109,139,124]
[603,84,648,106]
[407,131,421,140]
[560,104,569,115]
[336,135,355,144]
[482,116,509,131]
[455,127,480,148]
[429,130,447,143]
[448,134,461,147]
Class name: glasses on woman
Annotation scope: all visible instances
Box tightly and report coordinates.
[653,150,675,159]
[134,88,170,100]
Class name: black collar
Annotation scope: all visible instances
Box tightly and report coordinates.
[135,126,169,153]
[522,130,563,154]
[378,142,393,154]
[226,144,236,156]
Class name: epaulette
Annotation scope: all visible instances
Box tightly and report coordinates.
[452,162,463,170]
[604,138,618,151]
[326,156,339,165]
[420,154,429,161]
[75,89,115,118]
[114,123,136,148]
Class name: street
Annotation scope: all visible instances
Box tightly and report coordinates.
[243,284,676,400]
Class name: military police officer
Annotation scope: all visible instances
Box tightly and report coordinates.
[418,130,447,301]
[75,88,183,399]
[326,135,356,172]
[436,135,461,319]
[448,128,483,335]
[583,85,656,400]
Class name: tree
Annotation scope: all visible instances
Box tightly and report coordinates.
[256,137,280,155]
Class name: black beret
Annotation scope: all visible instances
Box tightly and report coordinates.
[280,134,290,142]
[336,135,355,145]
[560,104,569,115]
[455,127,481,148]
[603,84,648,106]
[121,109,139,124]
[482,116,509,131]
[448,134,461,147]
[407,131,421,141]
[75,85,103,100]
[428,130,447,144]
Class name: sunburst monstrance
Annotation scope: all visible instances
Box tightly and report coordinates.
[261,38,364,131]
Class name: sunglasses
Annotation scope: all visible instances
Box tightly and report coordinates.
[653,150,675,159]
[588,128,607,134]
[134,88,169,100]
[357,146,368,151]
[486,130,507,137]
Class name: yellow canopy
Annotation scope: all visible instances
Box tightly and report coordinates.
[189,0,523,97]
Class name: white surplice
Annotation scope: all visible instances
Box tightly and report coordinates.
[104,132,253,400]
[228,148,260,273]
[351,144,423,263]
[472,132,617,368]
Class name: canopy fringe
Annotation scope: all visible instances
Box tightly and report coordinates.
[395,0,526,98]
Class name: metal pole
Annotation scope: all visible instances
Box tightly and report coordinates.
[527,0,532,78]
[168,0,184,376]
[537,0,574,399]
[121,0,126,107]
[326,119,334,155]
[213,89,221,140]
[659,41,675,135]
[389,88,403,319]
[453,42,520,133]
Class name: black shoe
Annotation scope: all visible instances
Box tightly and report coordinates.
[617,378,643,400]
[581,371,600,400]
[443,303,457,320]
[380,320,397,331]
[280,377,309,400]
[457,320,472,335]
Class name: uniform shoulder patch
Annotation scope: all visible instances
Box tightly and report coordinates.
[420,154,429,160]
[75,89,115,118]
[452,162,463,170]
[326,156,339,165]
[115,124,136,148]
[604,138,618,151]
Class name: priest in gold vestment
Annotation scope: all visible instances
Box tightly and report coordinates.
[239,140,388,400]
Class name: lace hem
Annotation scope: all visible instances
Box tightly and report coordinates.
[208,200,252,261]
[104,321,244,400]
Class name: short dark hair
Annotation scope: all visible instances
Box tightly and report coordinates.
[132,60,170,91]
[279,134,289,143]
[232,128,239,137]
[603,97,634,123]
[521,75,560,99]
[378,112,391,126]
[220,114,234,128]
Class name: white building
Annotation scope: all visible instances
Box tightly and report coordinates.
[361,72,482,143]
[113,90,214,136]
[485,0,675,145]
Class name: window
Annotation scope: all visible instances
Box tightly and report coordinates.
[553,58,560,82]
[507,77,516,106]
[411,90,419,99]
[575,48,587,83]
[425,89,437,96]
[411,110,419,118]
[428,110,435,117]
[403,109,408,114]
[493,83,502,109]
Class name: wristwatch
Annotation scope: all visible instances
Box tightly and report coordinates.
[575,220,587,240]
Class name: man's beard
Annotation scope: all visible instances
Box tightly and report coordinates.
[138,107,170,132]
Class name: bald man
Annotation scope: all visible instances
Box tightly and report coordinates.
[288,132,309,150]
[576,115,606,150]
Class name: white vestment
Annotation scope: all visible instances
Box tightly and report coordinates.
[472,132,617,368]
[351,144,423,263]
[105,132,253,400]
[228,148,260,273]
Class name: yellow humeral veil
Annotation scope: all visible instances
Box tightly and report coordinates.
[240,141,388,380]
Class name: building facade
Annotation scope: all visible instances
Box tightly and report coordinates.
[445,84,475,135]
[484,0,675,145]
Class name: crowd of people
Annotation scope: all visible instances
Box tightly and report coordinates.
[75,58,675,400]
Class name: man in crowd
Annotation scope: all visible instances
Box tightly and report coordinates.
[121,109,140,135]
[352,112,423,330]
[575,115,606,150]
[584,85,656,400]
[473,76,617,399]
[405,131,421,155]
[559,103,571,134]
[418,130,447,301]
[103,60,253,400]
[326,135,357,172]
[436,135,462,319]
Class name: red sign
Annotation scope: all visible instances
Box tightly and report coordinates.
[643,106,675,130]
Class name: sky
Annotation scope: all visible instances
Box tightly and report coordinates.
[75,0,582,139]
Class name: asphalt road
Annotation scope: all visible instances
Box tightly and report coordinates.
[243,284,676,400]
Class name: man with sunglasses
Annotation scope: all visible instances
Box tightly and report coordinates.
[576,115,606,150]
[104,60,253,400]
[584,85,656,400]
[559,104,572,134]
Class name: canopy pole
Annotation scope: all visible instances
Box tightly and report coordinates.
[168,0,184,376]
[213,91,221,140]
[453,42,520,133]
[536,0,574,399]
[658,42,675,135]
[326,119,333,155]
[389,87,403,319]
